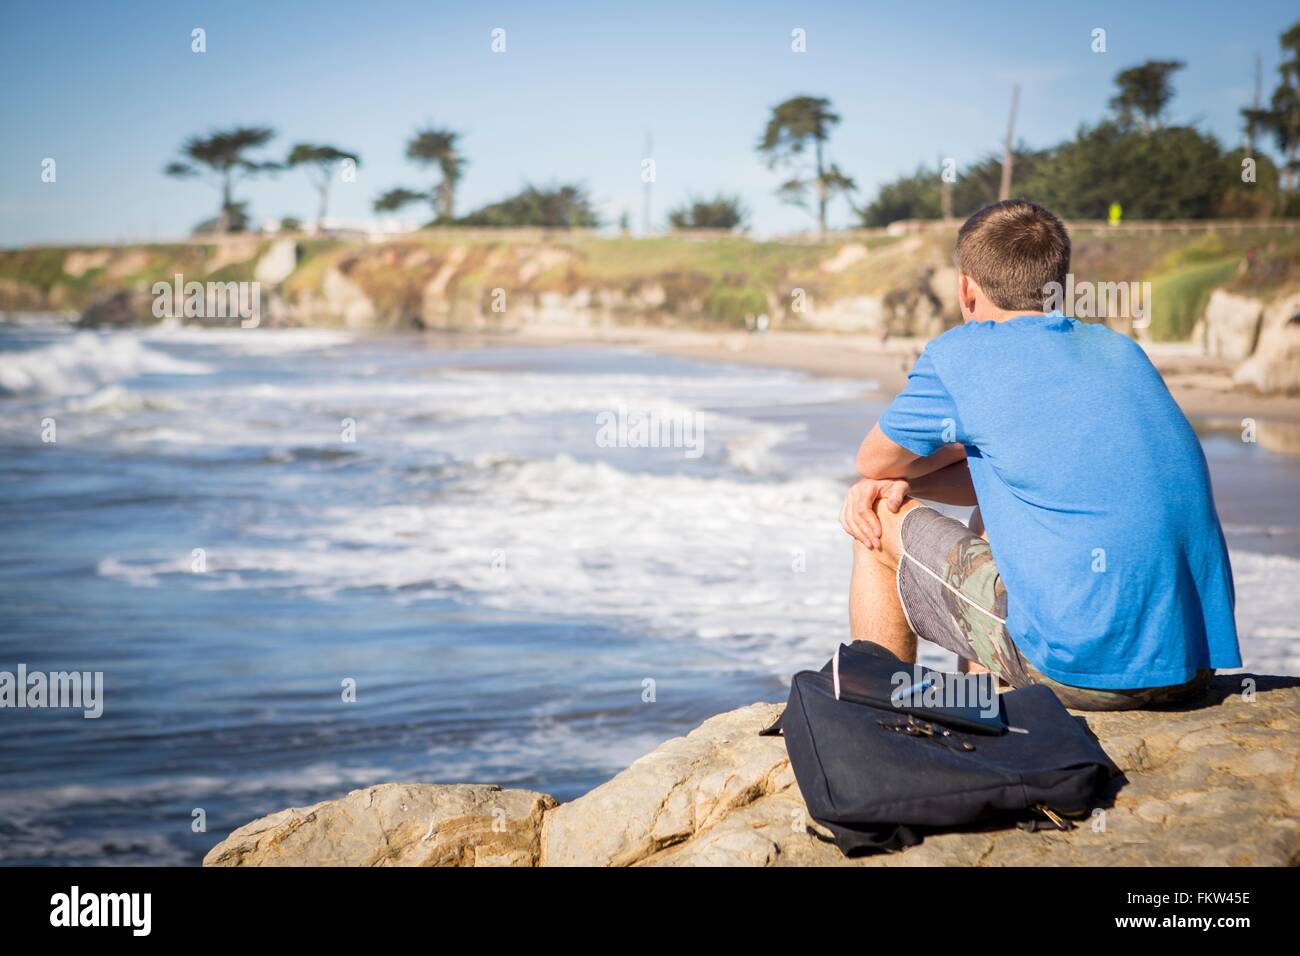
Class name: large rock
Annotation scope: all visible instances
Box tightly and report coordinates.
[76,289,158,327]
[320,266,378,328]
[254,238,299,285]
[545,674,1299,867]
[0,277,46,311]
[203,783,555,867]
[800,294,887,334]
[1234,292,1300,394]
[1200,289,1264,361]
[206,674,1300,867]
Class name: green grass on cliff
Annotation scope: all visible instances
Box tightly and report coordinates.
[1148,257,1239,340]
[1,226,1296,336]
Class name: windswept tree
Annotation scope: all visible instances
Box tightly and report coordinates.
[1109,60,1185,132]
[286,143,360,232]
[667,194,748,230]
[757,95,855,235]
[164,126,280,234]
[372,126,466,224]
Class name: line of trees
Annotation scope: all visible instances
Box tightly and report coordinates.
[163,20,1298,237]
[163,122,603,234]
[165,128,360,235]
[856,22,1300,226]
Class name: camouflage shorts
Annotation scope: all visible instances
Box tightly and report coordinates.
[895,506,1212,711]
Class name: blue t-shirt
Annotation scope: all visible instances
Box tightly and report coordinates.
[879,313,1240,689]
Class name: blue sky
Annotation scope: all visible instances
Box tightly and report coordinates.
[0,0,1296,245]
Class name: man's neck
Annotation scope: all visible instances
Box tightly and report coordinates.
[981,308,1047,324]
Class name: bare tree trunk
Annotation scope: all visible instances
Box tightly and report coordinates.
[998,84,1020,201]
[438,180,454,221]
[815,139,827,235]
[315,182,329,235]
[218,172,233,235]
[1247,52,1261,155]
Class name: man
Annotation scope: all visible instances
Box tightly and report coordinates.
[841,199,1239,710]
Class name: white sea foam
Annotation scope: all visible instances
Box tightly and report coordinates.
[96,453,1300,677]
[0,331,211,397]
[140,321,354,353]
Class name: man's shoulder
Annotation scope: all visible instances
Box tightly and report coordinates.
[921,320,995,364]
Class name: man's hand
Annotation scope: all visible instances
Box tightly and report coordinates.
[840,478,910,549]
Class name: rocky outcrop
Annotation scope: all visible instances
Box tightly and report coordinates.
[254,238,299,285]
[1234,292,1300,394]
[1199,290,1264,361]
[0,278,46,311]
[318,266,378,328]
[76,289,159,327]
[203,783,555,867]
[204,673,1300,867]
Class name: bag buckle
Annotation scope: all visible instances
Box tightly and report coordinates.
[1034,804,1071,830]
[877,716,976,752]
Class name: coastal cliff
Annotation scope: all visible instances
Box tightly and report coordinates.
[203,673,1300,867]
[4,227,1299,393]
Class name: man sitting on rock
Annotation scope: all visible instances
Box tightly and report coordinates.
[840,199,1239,710]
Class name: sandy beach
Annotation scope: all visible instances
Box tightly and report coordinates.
[453,324,1300,428]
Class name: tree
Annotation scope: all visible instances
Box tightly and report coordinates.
[165,127,280,234]
[667,194,748,230]
[1108,60,1185,132]
[1259,23,1300,191]
[1019,122,1225,219]
[951,149,1045,213]
[857,166,941,227]
[456,183,598,228]
[408,127,465,220]
[757,95,854,234]
[373,188,429,216]
[286,143,360,232]
[855,151,1044,227]
[371,126,465,224]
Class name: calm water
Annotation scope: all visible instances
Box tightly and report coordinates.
[1,317,1298,865]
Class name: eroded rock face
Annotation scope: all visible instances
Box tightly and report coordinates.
[203,783,555,867]
[76,289,158,327]
[1234,292,1300,394]
[254,239,299,285]
[1201,289,1264,361]
[320,267,378,328]
[205,675,1300,867]
[540,703,796,866]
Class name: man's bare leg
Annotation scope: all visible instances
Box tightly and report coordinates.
[848,497,925,662]
[959,505,992,675]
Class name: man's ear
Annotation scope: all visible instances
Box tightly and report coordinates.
[957,273,979,319]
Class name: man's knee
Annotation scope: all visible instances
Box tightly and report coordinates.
[854,496,923,567]
[877,495,924,560]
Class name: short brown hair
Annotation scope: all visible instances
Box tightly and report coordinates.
[954,199,1071,313]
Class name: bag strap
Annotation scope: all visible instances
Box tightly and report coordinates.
[757,712,784,736]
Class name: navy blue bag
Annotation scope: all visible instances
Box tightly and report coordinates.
[763,643,1117,855]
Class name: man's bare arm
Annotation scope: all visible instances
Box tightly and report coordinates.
[906,459,978,506]
[855,424,966,480]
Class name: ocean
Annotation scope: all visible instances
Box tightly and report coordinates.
[1,316,1298,865]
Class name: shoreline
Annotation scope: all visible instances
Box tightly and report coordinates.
[446,323,1300,426]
